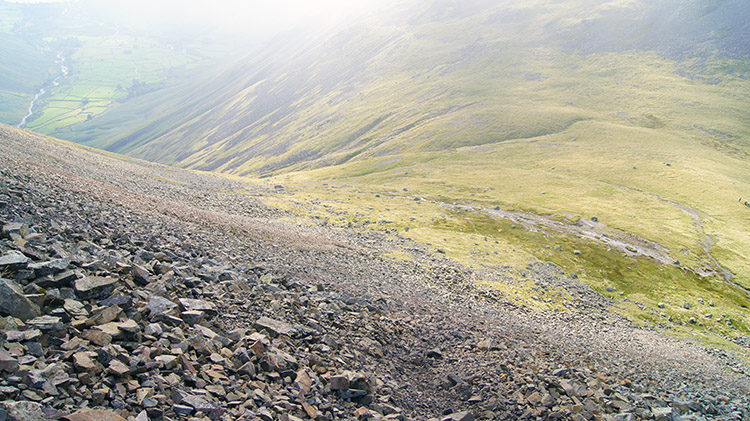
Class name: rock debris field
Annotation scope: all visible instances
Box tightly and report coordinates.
[0,124,748,421]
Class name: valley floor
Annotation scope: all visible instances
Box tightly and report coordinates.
[0,123,748,420]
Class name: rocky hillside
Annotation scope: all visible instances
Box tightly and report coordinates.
[1,124,749,421]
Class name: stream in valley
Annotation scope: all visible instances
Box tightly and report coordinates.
[17,52,69,129]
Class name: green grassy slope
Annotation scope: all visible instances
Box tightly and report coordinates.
[76,0,750,176]
[264,109,750,344]
[0,2,57,125]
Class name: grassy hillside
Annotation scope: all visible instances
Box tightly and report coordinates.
[0,2,56,124]
[66,0,750,175]
[263,109,750,335]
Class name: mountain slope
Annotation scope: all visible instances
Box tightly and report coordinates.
[61,0,750,175]
[20,0,750,345]
[2,123,749,419]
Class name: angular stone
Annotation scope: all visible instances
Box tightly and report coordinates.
[181,394,215,412]
[254,316,294,337]
[65,409,127,421]
[75,276,118,300]
[527,391,542,406]
[426,349,443,359]
[73,351,99,372]
[157,313,183,327]
[296,369,313,393]
[442,412,475,421]
[173,404,193,416]
[341,389,368,400]
[136,387,154,404]
[560,379,579,396]
[82,329,113,346]
[476,339,493,351]
[4,330,27,342]
[257,407,274,421]
[64,299,88,317]
[153,252,173,262]
[1,400,45,421]
[181,310,204,326]
[146,296,178,315]
[108,359,130,376]
[238,361,256,376]
[98,294,133,310]
[95,322,124,338]
[552,368,570,377]
[541,393,556,407]
[353,407,369,418]
[132,264,151,285]
[155,354,178,370]
[0,278,41,320]
[27,315,63,331]
[652,407,673,421]
[28,258,70,276]
[144,323,163,337]
[249,339,266,356]
[26,341,43,357]
[2,222,24,234]
[93,305,122,325]
[178,298,216,312]
[302,402,318,419]
[0,251,29,267]
[194,324,220,339]
[117,319,140,333]
[0,348,19,373]
[205,384,226,398]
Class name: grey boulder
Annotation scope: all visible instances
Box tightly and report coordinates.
[0,278,41,320]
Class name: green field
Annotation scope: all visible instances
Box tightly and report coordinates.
[24,35,218,135]
[0,0,237,134]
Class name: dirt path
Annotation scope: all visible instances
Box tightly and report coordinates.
[446,202,676,264]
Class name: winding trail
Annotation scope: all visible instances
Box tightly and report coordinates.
[406,191,748,297]
[380,191,676,265]
[650,196,749,295]
[445,202,676,265]
[614,185,744,293]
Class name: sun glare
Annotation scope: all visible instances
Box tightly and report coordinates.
[122,0,391,34]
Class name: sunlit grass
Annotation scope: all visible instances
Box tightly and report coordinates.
[264,178,750,349]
